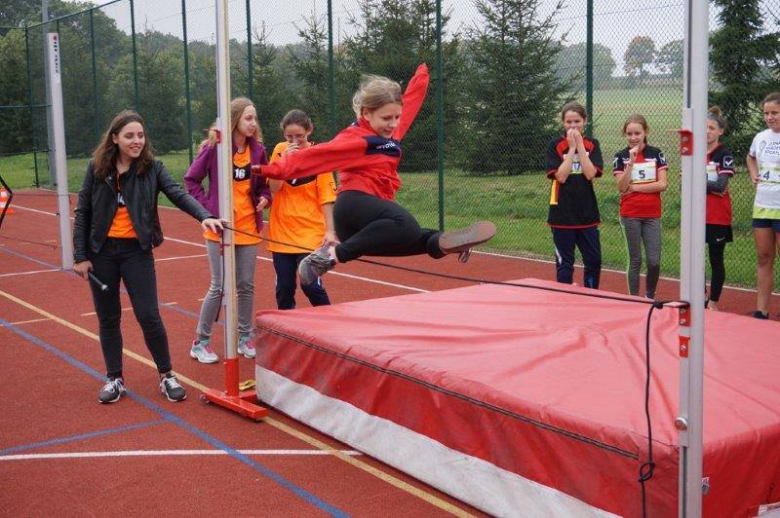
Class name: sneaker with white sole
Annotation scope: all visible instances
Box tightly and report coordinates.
[190,339,218,364]
[98,377,126,404]
[160,373,186,402]
[298,246,336,286]
[438,221,496,259]
[237,335,256,359]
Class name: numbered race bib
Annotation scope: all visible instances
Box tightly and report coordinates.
[706,162,718,182]
[631,160,657,184]
[758,162,780,184]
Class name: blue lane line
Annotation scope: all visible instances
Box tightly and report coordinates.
[0,245,62,270]
[0,420,166,455]
[0,318,349,518]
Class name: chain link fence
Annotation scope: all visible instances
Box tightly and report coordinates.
[1,0,779,290]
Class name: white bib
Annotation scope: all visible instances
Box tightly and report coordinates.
[631,160,657,184]
[706,162,718,182]
[758,162,780,184]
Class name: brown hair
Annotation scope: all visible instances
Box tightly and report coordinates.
[707,106,727,131]
[622,113,650,143]
[92,110,154,181]
[762,92,780,108]
[561,101,587,121]
[352,75,402,119]
[280,109,313,132]
[202,97,263,150]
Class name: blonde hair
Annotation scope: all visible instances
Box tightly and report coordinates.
[352,75,402,119]
[201,97,263,150]
[707,106,727,131]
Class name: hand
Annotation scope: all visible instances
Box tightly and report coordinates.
[283,143,300,156]
[201,218,225,233]
[73,260,93,280]
[255,197,269,212]
[628,145,640,163]
[572,130,584,148]
[321,231,338,247]
[621,184,634,196]
[751,174,760,185]
[566,129,577,148]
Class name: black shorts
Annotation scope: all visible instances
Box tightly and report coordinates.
[705,224,733,245]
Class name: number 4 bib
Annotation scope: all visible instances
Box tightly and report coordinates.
[759,162,780,184]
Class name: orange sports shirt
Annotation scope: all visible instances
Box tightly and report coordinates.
[267,141,337,254]
[204,147,261,245]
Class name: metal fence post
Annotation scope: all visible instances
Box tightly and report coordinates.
[90,9,99,144]
[130,0,139,111]
[327,0,336,138]
[25,27,40,187]
[585,0,593,138]
[436,0,444,231]
[182,0,193,163]
[246,0,253,100]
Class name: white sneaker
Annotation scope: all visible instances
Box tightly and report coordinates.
[190,340,218,364]
[237,335,256,359]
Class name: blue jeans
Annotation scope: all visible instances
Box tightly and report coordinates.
[272,252,331,310]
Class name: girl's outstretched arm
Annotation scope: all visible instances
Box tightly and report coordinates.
[253,133,369,180]
[393,64,430,141]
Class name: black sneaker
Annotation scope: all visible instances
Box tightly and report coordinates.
[752,310,769,320]
[438,221,497,260]
[298,246,336,286]
[98,377,125,404]
[160,373,186,402]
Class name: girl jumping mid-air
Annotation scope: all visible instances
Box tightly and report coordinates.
[253,64,495,284]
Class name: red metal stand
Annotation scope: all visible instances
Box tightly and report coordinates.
[202,358,268,421]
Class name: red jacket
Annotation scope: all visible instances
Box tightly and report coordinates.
[253,64,429,201]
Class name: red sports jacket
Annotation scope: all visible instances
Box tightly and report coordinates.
[252,64,429,201]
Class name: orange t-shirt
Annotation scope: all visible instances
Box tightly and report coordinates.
[204,147,261,245]
[267,142,337,254]
[108,174,137,239]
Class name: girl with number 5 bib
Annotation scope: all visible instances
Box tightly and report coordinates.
[746,92,780,320]
[613,114,668,300]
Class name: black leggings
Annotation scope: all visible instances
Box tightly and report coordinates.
[89,238,171,378]
[333,190,443,263]
[707,242,726,302]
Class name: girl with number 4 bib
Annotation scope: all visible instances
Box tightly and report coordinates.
[613,114,668,300]
[746,92,780,320]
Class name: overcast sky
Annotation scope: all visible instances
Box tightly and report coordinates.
[62,0,738,74]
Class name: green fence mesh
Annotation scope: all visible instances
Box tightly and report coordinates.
[1,0,778,290]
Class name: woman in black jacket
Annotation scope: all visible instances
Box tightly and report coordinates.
[73,111,223,404]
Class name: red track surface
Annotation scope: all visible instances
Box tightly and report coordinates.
[0,190,777,516]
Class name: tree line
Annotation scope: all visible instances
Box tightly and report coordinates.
[0,0,778,173]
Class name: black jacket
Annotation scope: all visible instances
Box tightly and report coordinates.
[73,159,213,262]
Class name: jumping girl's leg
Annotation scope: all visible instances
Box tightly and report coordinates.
[90,240,124,379]
[195,240,223,340]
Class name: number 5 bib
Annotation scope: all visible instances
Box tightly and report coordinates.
[631,160,657,184]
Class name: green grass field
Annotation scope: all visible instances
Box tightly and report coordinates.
[0,86,773,288]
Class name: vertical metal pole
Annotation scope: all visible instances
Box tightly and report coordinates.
[246,0,253,100]
[436,0,444,231]
[90,9,99,144]
[42,0,56,184]
[25,28,41,188]
[216,0,238,394]
[46,33,74,270]
[585,0,594,138]
[130,0,139,111]
[182,0,194,163]
[678,0,708,516]
[327,0,336,137]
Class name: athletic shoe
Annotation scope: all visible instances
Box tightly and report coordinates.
[98,377,126,404]
[752,310,769,320]
[298,246,336,286]
[160,373,186,402]
[438,221,496,261]
[190,339,218,364]
[237,334,256,359]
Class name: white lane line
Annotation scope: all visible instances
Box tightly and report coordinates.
[0,449,362,461]
[81,307,133,317]
[155,254,208,262]
[0,268,60,278]
[1,317,52,326]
